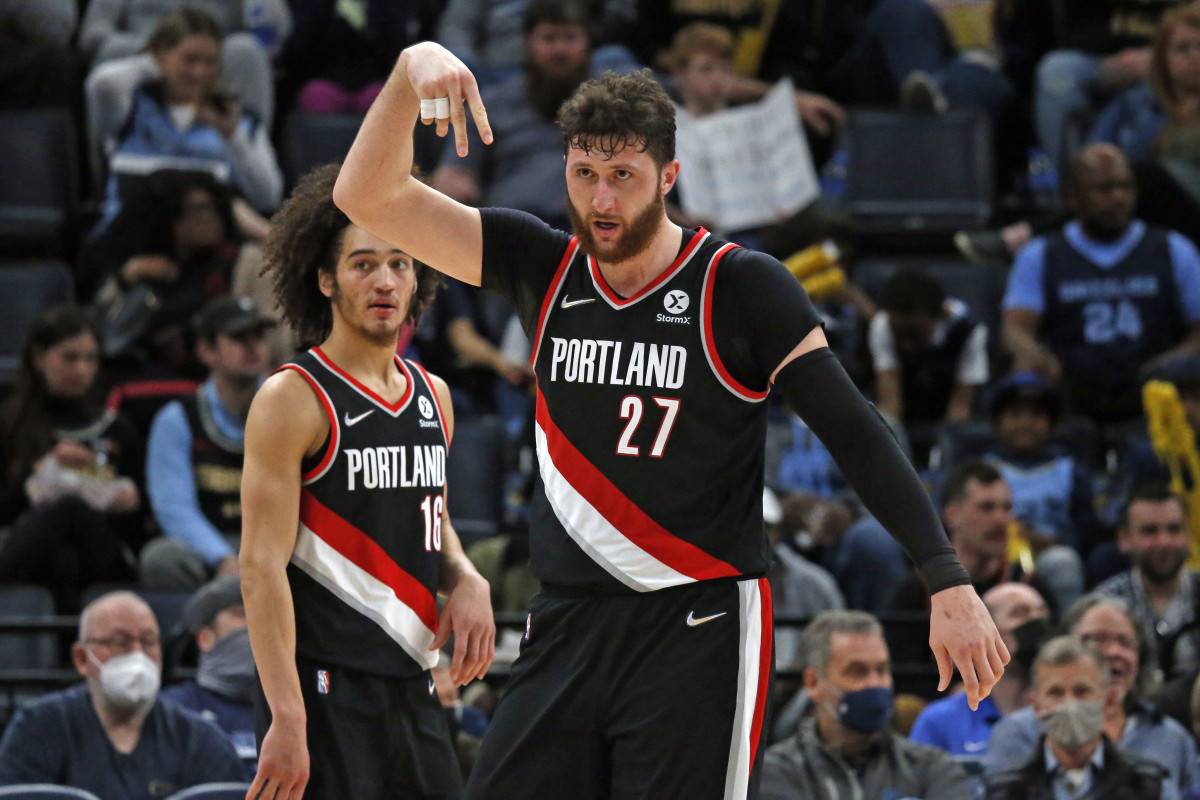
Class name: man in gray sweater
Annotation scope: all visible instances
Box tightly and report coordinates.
[762,610,969,800]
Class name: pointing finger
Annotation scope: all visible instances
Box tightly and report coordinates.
[462,72,492,145]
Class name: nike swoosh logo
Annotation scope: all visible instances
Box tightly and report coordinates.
[963,741,988,753]
[686,611,727,627]
[561,296,595,309]
[344,409,374,427]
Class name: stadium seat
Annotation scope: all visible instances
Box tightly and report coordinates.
[163,784,252,800]
[0,585,58,671]
[0,110,79,257]
[843,109,994,235]
[0,261,75,386]
[445,415,507,547]
[282,112,363,187]
[0,787,102,800]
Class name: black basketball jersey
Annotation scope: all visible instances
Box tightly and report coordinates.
[278,348,448,677]
[523,230,771,592]
[180,387,244,536]
[1042,224,1181,378]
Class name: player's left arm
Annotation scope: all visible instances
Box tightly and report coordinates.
[427,371,495,685]
[719,252,1008,709]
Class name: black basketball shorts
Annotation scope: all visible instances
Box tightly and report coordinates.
[466,576,774,800]
[254,655,463,799]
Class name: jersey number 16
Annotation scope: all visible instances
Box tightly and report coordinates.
[421,495,443,551]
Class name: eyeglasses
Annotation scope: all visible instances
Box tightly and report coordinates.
[1080,632,1138,651]
[85,633,162,653]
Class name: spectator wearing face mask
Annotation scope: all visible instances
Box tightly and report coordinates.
[761,610,970,800]
[983,634,1175,800]
[0,591,243,797]
[986,594,1200,794]
[160,575,256,777]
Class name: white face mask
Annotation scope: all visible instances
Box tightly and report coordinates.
[89,649,161,709]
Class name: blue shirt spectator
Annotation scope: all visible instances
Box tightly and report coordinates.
[1003,221,1200,321]
[147,378,247,566]
[1002,145,1200,424]
[1089,83,1167,165]
[911,693,1001,758]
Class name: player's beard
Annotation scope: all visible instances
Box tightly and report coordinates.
[329,277,404,347]
[567,192,665,265]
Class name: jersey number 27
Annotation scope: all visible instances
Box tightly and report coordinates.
[616,396,681,457]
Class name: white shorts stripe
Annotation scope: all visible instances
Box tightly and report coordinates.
[723,580,763,800]
[290,522,438,669]
[534,421,694,592]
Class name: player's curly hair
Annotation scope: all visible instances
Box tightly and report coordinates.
[558,69,675,168]
[261,163,440,348]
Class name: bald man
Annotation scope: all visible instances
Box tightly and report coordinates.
[1002,143,1200,424]
[910,583,1049,760]
[0,591,243,798]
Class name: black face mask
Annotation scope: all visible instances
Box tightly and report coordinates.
[196,627,256,704]
[1011,616,1051,672]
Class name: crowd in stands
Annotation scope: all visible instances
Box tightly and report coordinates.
[11,0,1200,797]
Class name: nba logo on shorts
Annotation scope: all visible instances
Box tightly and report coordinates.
[317,670,330,695]
[524,613,531,642]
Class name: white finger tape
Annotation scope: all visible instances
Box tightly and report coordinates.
[420,98,437,118]
[434,97,452,118]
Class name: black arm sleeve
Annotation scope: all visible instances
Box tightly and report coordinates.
[774,348,971,595]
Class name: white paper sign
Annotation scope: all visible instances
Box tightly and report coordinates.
[674,78,820,233]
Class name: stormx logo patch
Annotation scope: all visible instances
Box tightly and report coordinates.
[658,289,691,324]
[418,395,440,428]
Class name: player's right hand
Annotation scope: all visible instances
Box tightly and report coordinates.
[399,42,492,158]
[247,717,309,800]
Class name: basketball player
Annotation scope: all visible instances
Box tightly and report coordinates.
[333,42,1006,799]
[239,164,495,799]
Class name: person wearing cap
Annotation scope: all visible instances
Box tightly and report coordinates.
[138,295,275,590]
[978,372,1096,610]
[159,575,256,778]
